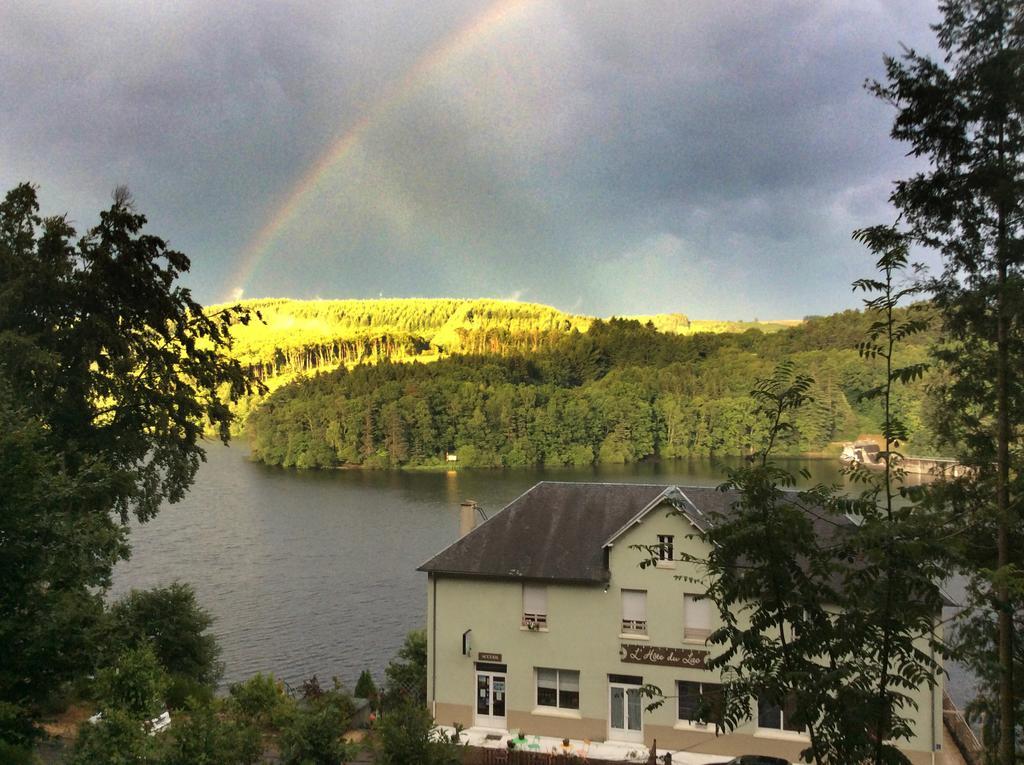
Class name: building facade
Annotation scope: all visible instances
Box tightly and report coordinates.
[419,482,944,763]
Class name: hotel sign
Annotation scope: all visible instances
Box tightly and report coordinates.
[620,644,708,669]
[478,652,503,662]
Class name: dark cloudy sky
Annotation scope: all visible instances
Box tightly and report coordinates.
[1,0,941,319]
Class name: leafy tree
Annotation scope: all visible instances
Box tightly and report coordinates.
[95,645,169,721]
[226,673,291,731]
[674,364,856,765]
[0,383,108,737]
[650,238,948,765]
[870,3,1024,761]
[375,701,462,765]
[0,182,259,733]
[68,709,158,765]
[103,583,223,691]
[277,681,356,765]
[159,699,262,765]
[837,227,948,764]
[383,630,428,709]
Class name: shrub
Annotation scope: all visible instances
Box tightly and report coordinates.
[0,740,37,765]
[354,670,378,704]
[103,583,222,689]
[278,683,356,765]
[383,630,427,709]
[375,701,461,765]
[227,674,291,730]
[67,709,157,765]
[159,699,262,765]
[165,675,214,711]
[95,645,168,721]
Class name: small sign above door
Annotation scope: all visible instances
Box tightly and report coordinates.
[620,644,707,668]
[477,652,502,662]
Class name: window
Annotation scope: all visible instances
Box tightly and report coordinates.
[657,534,674,561]
[677,681,723,727]
[757,693,803,733]
[683,594,712,641]
[536,668,580,710]
[522,583,547,629]
[621,589,647,634]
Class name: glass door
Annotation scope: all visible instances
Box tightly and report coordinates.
[474,671,507,729]
[608,682,643,743]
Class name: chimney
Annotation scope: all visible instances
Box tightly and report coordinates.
[459,500,478,538]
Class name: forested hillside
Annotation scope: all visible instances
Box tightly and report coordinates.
[214,298,793,388]
[246,306,945,470]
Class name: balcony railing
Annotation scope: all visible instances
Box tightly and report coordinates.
[621,618,647,634]
[522,612,548,629]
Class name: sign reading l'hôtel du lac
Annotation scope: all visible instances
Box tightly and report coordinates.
[620,644,708,669]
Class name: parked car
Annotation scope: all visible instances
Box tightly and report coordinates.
[720,757,790,765]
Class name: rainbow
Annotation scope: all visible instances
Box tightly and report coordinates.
[224,0,541,302]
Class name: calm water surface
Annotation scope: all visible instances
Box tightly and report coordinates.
[111,444,973,705]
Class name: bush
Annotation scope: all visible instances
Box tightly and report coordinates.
[67,709,157,765]
[0,740,38,765]
[354,670,378,705]
[103,583,222,689]
[383,630,427,709]
[375,701,461,765]
[95,645,168,721]
[165,674,215,711]
[278,682,356,765]
[227,674,291,730]
[159,699,262,765]
[0,701,39,750]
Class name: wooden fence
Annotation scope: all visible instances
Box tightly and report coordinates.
[463,748,635,765]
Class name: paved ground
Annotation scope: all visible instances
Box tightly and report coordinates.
[440,726,734,764]
[443,725,974,765]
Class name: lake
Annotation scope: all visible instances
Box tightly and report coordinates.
[111,443,974,706]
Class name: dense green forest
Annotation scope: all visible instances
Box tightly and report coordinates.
[214,297,792,387]
[246,305,943,469]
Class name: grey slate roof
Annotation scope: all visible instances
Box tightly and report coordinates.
[418,482,662,582]
[418,481,953,606]
[417,481,744,584]
[418,481,866,584]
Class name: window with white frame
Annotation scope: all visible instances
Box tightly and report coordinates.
[683,593,712,641]
[757,692,803,733]
[677,681,723,727]
[536,668,580,710]
[522,583,547,629]
[621,589,647,634]
[657,534,674,561]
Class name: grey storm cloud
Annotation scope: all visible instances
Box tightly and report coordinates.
[0,0,941,318]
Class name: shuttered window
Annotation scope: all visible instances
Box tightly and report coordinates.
[621,589,647,633]
[523,583,547,628]
[683,594,712,641]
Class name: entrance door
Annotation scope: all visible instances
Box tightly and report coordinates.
[475,671,507,729]
[608,681,643,743]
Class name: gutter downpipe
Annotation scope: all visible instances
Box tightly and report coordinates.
[431,573,438,719]
[930,615,937,765]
